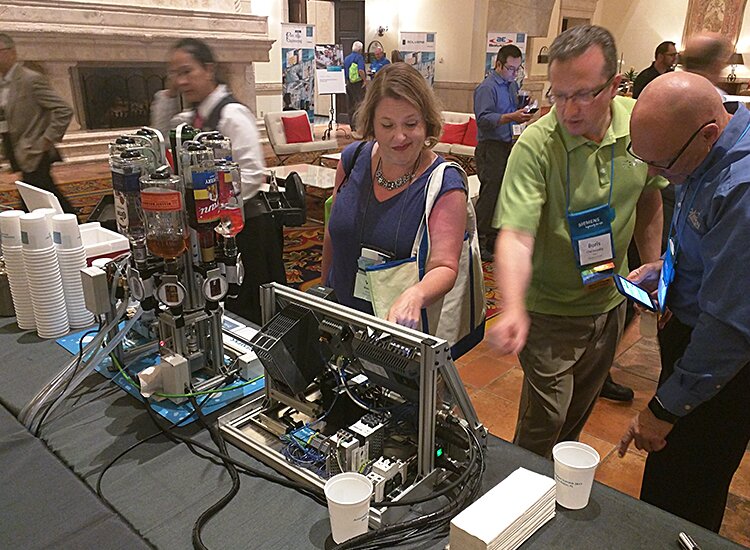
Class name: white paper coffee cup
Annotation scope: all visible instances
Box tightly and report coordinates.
[52,213,83,249]
[552,441,600,510]
[324,472,373,543]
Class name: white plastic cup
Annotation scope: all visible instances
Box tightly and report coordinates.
[19,211,52,250]
[639,310,658,338]
[324,472,373,543]
[52,214,83,250]
[0,210,26,249]
[552,441,600,510]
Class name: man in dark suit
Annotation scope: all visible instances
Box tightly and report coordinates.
[0,33,75,213]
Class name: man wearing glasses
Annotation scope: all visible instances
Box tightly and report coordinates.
[473,44,533,261]
[489,25,665,458]
[632,41,677,99]
[620,71,750,533]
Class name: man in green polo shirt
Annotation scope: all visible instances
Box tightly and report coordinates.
[489,25,666,458]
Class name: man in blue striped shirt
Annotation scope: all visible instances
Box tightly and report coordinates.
[473,44,532,261]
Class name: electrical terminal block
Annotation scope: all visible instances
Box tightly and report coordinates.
[366,471,386,502]
[372,456,407,496]
[349,413,386,459]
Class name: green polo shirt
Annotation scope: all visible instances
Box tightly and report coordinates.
[495,96,667,316]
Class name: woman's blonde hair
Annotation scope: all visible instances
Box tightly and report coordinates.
[354,63,443,147]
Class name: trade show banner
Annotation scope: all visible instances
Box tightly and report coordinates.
[314,44,346,96]
[398,32,437,86]
[281,23,316,119]
[485,32,527,77]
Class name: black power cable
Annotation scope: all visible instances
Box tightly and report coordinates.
[188,394,241,550]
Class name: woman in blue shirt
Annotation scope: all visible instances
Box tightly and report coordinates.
[321,63,467,330]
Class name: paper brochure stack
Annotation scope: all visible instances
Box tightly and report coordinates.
[450,467,556,550]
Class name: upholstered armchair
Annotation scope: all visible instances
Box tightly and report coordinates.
[264,110,338,165]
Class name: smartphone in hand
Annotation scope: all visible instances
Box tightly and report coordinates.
[613,274,658,311]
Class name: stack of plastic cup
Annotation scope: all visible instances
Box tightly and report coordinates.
[52,214,95,329]
[0,210,35,330]
[20,211,70,339]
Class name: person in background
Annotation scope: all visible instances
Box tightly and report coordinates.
[632,41,677,99]
[681,32,732,95]
[282,92,295,111]
[620,71,750,534]
[391,49,403,63]
[344,41,366,134]
[490,25,665,458]
[369,47,390,75]
[322,63,467,332]
[151,37,285,325]
[0,33,75,214]
[472,44,532,262]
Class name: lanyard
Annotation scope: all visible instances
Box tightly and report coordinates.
[358,161,414,256]
[668,120,750,257]
[566,144,615,214]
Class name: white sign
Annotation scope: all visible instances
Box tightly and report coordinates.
[400,32,436,52]
[398,32,437,86]
[281,23,316,49]
[316,69,346,95]
[486,32,527,54]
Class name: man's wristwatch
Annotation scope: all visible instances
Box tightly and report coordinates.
[647,395,680,424]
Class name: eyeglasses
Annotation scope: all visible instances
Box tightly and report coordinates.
[546,74,616,106]
[627,119,716,170]
[501,63,523,74]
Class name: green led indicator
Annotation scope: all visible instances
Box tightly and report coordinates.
[436,447,443,458]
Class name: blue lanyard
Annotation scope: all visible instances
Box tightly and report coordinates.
[566,144,615,214]
[668,120,750,256]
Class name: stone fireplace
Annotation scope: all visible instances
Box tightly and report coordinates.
[75,64,167,130]
[1,0,274,134]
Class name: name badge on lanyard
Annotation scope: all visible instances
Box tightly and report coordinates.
[567,203,616,287]
[657,237,675,315]
[565,145,617,288]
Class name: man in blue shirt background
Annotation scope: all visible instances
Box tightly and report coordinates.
[473,44,532,261]
[344,41,366,133]
[620,71,750,533]
[369,47,390,76]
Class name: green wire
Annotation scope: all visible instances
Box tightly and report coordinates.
[110,352,263,399]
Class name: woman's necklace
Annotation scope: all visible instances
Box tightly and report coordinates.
[375,152,422,190]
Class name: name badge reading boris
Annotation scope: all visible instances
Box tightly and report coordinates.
[567,203,616,287]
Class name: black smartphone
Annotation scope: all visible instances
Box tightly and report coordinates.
[526,107,539,114]
[613,274,657,311]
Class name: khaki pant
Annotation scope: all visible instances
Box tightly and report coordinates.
[513,302,626,458]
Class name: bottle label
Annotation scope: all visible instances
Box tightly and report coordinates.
[218,170,233,203]
[141,189,183,212]
[191,170,220,223]
[112,169,141,193]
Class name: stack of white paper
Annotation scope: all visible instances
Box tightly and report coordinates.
[450,467,556,550]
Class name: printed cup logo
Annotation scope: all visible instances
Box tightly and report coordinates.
[555,473,583,488]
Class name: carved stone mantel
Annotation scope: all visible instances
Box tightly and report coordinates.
[1,0,274,131]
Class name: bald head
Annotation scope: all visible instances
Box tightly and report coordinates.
[631,72,730,184]
[682,33,732,83]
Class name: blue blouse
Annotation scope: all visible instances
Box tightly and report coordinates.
[328,141,466,313]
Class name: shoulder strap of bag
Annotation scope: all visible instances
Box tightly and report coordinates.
[202,93,241,131]
[411,161,471,258]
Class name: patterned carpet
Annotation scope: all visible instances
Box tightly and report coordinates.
[283,225,500,319]
[0,177,113,222]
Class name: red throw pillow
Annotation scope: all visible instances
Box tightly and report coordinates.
[281,114,313,144]
[440,122,468,144]
[462,117,478,147]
